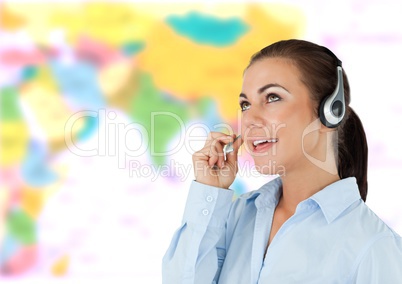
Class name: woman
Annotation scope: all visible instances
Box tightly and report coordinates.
[162,39,402,283]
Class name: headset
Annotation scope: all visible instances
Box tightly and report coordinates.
[318,48,346,128]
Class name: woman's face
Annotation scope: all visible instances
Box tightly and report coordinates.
[240,57,321,175]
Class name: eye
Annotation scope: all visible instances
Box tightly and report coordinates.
[240,101,251,111]
[266,93,281,103]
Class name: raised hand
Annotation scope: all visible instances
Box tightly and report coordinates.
[192,132,242,189]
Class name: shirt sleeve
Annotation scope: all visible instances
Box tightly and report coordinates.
[352,233,402,283]
[162,181,234,284]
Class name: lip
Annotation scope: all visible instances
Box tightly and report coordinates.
[248,137,278,153]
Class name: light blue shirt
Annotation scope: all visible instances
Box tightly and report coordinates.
[162,177,402,283]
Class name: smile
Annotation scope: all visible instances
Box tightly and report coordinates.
[251,138,278,153]
[253,139,278,146]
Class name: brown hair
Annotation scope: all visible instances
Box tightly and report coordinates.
[248,39,368,201]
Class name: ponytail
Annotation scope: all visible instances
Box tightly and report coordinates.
[337,107,368,201]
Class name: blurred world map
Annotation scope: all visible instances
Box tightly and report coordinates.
[0,1,402,283]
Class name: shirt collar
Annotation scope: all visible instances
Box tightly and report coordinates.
[239,176,282,209]
[310,177,361,224]
[240,176,361,223]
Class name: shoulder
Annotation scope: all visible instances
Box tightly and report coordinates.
[345,202,402,281]
[352,201,401,239]
[349,227,402,282]
[337,200,401,252]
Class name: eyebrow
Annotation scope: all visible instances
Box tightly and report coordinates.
[239,83,290,99]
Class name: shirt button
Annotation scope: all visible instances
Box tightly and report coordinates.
[206,196,213,202]
[202,209,209,216]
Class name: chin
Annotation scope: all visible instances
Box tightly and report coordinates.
[253,158,286,176]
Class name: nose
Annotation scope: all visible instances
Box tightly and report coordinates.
[242,106,266,129]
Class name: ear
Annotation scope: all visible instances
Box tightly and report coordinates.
[319,123,338,134]
[316,110,337,134]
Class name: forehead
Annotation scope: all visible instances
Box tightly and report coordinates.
[242,57,303,91]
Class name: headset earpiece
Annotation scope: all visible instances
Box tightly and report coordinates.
[319,59,346,128]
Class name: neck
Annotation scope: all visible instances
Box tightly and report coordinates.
[277,163,340,214]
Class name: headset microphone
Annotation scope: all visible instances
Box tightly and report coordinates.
[319,55,346,128]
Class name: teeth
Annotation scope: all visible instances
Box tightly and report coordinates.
[253,139,278,146]
[253,140,266,146]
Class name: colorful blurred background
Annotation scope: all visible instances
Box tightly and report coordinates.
[1,0,402,282]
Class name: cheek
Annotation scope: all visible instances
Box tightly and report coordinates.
[276,109,317,152]
[240,118,246,134]
[300,122,321,154]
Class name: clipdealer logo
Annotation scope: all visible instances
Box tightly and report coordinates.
[64,109,239,169]
[64,109,338,177]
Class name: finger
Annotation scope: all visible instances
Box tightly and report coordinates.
[215,136,235,167]
[207,134,233,168]
[207,132,233,144]
[193,150,210,162]
[201,132,234,169]
[226,134,243,165]
[193,133,230,159]
[209,140,225,168]
[223,134,239,154]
